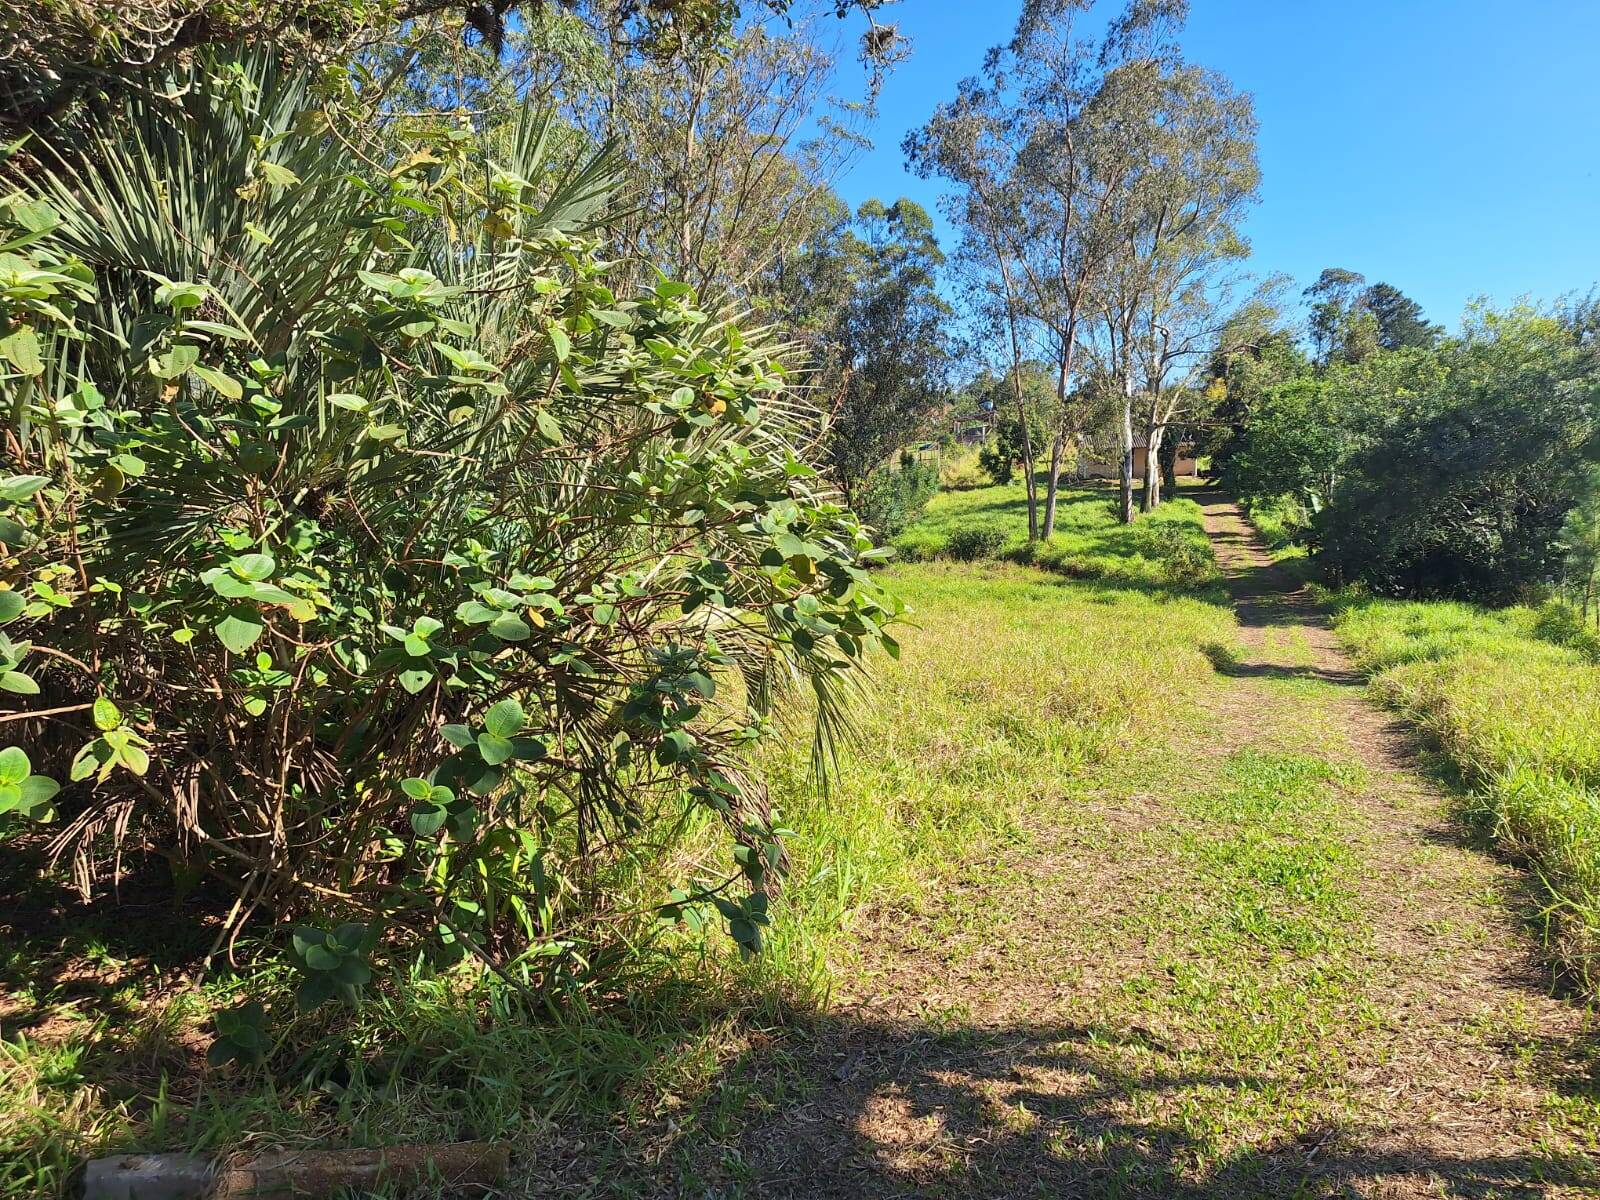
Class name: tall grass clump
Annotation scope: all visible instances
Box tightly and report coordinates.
[749,561,1237,992]
[1331,593,1600,992]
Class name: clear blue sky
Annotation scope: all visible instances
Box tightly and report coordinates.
[832,0,1600,331]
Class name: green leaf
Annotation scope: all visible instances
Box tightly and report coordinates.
[0,475,50,503]
[92,697,120,731]
[483,698,524,738]
[477,732,514,766]
[534,408,562,444]
[18,774,59,819]
[440,723,474,749]
[456,600,500,625]
[0,515,30,547]
[228,553,275,581]
[303,944,340,971]
[296,974,336,1012]
[547,323,571,362]
[149,343,199,379]
[487,612,530,642]
[117,742,150,776]
[215,607,264,654]
[0,746,29,785]
[69,742,105,781]
[0,328,42,376]
[0,670,37,694]
[398,668,433,693]
[0,592,21,622]
[258,160,301,188]
[192,364,243,399]
[411,806,447,836]
[401,777,432,801]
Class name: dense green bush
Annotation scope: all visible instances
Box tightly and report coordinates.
[0,54,898,1006]
[1134,521,1215,586]
[945,525,1007,561]
[1226,306,1600,602]
[854,456,940,538]
[1243,493,1311,549]
[977,439,1014,485]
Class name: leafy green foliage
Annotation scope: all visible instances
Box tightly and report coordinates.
[944,525,1007,562]
[0,52,897,1010]
[0,746,59,823]
[1225,303,1600,601]
[207,1000,271,1068]
[1315,307,1600,599]
[977,438,1015,486]
[853,456,939,538]
[805,199,954,504]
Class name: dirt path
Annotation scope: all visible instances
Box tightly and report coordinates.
[646,496,1599,1199]
[1193,492,1599,1196]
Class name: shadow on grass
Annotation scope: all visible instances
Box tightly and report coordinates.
[625,1010,1600,1199]
[0,836,225,1039]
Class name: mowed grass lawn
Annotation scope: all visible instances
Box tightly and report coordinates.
[1331,593,1600,993]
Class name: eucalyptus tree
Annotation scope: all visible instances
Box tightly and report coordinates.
[1084,55,1259,519]
[598,12,870,300]
[908,0,1188,539]
[808,198,955,514]
[906,94,1050,537]
[1304,267,1369,364]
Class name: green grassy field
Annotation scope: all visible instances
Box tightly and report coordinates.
[8,485,1599,1196]
[893,479,1219,590]
[1330,593,1600,994]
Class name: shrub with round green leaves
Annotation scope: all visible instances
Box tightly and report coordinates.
[0,52,899,1005]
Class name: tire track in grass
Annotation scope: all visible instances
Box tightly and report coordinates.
[1194,490,1600,1197]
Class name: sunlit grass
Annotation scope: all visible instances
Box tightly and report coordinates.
[756,561,1236,986]
[894,480,1219,590]
[1,559,1236,1196]
[1331,592,1600,994]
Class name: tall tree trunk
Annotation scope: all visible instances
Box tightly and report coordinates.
[997,253,1038,540]
[1042,432,1065,539]
[1141,426,1162,512]
[1043,323,1078,540]
[1118,359,1136,525]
